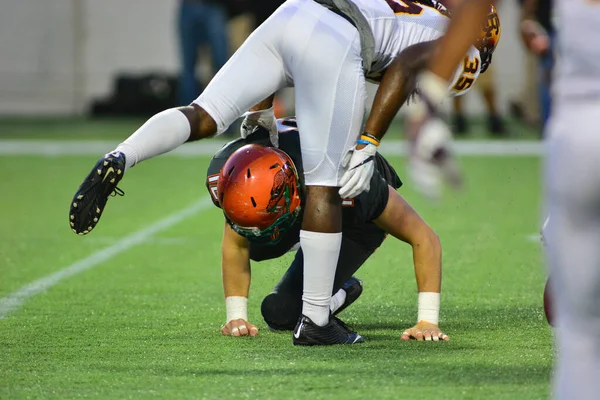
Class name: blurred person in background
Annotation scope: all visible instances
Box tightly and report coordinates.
[252,0,286,27]
[540,0,600,398]
[251,0,289,118]
[452,63,505,136]
[441,0,505,137]
[519,0,553,132]
[177,0,229,105]
[509,50,540,128]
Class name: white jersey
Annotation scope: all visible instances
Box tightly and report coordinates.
[363,0,481,96]
[553,0,600,105]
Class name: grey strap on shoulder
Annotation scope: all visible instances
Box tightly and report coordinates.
[313,0,375,74]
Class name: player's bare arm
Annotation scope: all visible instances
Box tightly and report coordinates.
[338,40,440,199]
[220,222,258,337]
[374,187,448,341]
[364,40,439,141]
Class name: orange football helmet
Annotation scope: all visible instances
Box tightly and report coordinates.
[476,5,501,73]
[217,144,302,243]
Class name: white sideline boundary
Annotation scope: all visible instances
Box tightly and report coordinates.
[0,197,214,319]
[0,139,544,157]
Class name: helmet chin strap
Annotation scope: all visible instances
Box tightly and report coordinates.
[479,52,492,74]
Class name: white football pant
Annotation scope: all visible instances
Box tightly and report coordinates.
[544,101,600,400]
[195,0,366,187]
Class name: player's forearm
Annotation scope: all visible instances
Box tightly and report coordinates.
[428,0,493,82]
[412,226,442,294]
[222,253,251,298]
[411,224,442,325]
[364,41,437,139]
[221,238,251,299]
[221,245,251,322]
[373,188,443,324]
[249,94,275,112]
[221,223,252,322]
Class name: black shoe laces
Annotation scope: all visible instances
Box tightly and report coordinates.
[111,187,125,197]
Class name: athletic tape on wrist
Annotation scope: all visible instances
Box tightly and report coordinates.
[226,296,248,322]
[417,292,440,325]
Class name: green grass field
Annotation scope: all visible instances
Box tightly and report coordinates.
[0,119,552,399]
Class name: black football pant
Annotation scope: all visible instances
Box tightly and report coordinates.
[261,236,374,330]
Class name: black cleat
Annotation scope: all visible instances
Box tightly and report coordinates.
[292,314,364,346]
[334,276,363,316]
[69,151,126,235]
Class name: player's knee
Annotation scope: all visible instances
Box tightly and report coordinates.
[261,292,301,331]
[179,104,217,141]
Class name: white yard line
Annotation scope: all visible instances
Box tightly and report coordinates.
[0,197,214,319]
[0,139,545,157]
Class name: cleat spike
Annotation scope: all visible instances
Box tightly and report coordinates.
[97,169,102,175]
[73,203,77,208]
[72,229,77,233]
[96,207,101,214]
[70,222,75,227]
[70,215,75,220]
[77,195,83,200]
[93,218,98,222]
[117,170,122,175]
[88,226,92,231]
[110,178,115,183]
[83,230,89,234]
[78,232,84,235]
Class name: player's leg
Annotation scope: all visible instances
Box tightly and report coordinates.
[177,1,202,105]
[69,8,290,235]
[203,2,229,75]
[282,7,367,344]
[477,65,505,135]
[452,96,468,134]
[544,104,600,399]
[261,237,374,331]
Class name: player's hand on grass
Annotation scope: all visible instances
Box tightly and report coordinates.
[401,321,449,342]
[221,319,259,337]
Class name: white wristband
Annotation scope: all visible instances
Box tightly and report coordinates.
[418,292,440,325]
[225,296,248,323]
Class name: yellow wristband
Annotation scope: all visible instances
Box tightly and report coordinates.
[360,134,380,147]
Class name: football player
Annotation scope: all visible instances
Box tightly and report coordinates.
[209,118,448,344]
[363,0,500,197]
[69,0,492,346]
[541,1,600,398]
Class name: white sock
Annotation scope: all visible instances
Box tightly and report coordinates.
[115,108,191,171]
[330,289,347,314]
[300,230,342,327]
